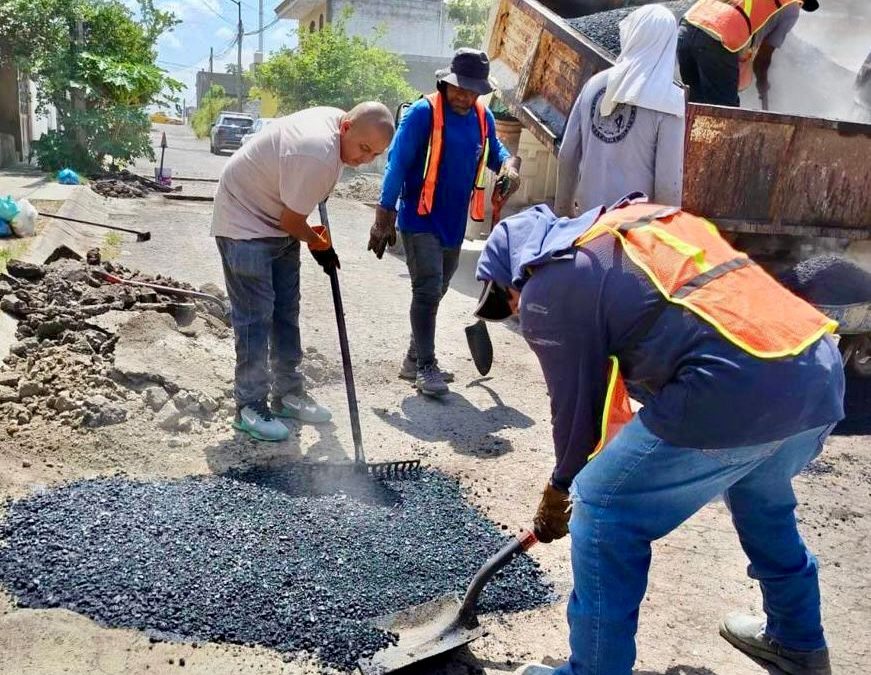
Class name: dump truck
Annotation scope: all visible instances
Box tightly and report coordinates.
[485,0,871,374]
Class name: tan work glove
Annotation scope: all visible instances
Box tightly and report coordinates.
[368,205,397,259]
[533,482,571,544]
[496,158,522,203]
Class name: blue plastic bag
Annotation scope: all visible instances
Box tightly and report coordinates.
[0,195,20,221]
[0,218,12,238]
[57,168,81,185]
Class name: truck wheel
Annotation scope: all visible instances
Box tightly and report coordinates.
[846,335,871,377]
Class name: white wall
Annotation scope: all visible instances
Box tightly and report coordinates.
[332,0,456,59]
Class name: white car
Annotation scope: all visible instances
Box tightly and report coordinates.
[240,117,276,146]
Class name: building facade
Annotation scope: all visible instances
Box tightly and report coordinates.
[273,0,457,93]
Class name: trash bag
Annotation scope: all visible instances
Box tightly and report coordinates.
[0,195,20,221]
[0,219,11,238]
[57,168,81,185]
[10,198,37,237]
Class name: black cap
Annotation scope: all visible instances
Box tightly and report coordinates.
[473,280,513,322]
[802,0,819,11]
[436,48,494,96]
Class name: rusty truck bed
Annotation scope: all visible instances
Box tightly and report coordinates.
[486,0,871,239]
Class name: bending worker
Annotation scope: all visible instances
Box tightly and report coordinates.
[474,195,843,675]
[556,5,684,218]
[212,103,394,441]
[367,48,521,398]
[677,0,819,106]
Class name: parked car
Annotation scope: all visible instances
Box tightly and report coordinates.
[210,112,254,154]
[240,117,276,146]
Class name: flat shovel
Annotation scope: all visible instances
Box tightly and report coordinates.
[357,528,538,674]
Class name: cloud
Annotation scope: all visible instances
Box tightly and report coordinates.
[159,32,183,50]
[216,26,235,40]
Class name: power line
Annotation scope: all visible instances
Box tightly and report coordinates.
[197,0,234,25]
[243,17,281,36]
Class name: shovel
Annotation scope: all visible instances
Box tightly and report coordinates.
[464,179,510,376]
[358,528,538,674]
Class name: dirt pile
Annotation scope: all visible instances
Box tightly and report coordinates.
[0,470,553,671]
[333,174,383,203]
[0,255,231,437]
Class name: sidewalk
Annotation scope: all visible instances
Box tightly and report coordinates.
[0,165,80,202]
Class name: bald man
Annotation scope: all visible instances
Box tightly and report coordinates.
[212,102,394,442]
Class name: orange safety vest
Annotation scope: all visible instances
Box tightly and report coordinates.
[576,202,838,459]
[417,92,490,222]
[685,0,802,53]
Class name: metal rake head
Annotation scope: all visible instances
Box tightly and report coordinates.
[366,460,422,479]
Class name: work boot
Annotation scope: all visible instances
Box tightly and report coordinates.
[273,391,332,424]
[233,401,290,442]
[719,613,832,675]
[513,664,555,675]
[416,364,449,397]
[399,356,454,382]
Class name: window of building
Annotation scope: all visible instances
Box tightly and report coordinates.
[319,13,324,30]
[309,20,316,32]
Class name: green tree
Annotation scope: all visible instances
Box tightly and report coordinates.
[446,0,492,50]
[254,7,416,115]
[0,0,182,172]
[191,84,234,139]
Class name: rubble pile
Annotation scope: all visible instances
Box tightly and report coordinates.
[90,170,170,199]
[0,471,553,671]
[0,255,231,437]
[569,1,695,55]
[332,173,383,203]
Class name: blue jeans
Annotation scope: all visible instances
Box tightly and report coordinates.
[401,231,461,367]
[556,417,832,675]
[216,236,304,408]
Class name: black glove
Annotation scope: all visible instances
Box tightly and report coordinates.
[368,206,397,259]
[309,246,340,274]
[533,482,571,544]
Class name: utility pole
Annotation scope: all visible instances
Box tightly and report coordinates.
[258,0,264,55]
[229,0,243,113]
[209,47,213,74]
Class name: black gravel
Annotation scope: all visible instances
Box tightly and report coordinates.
[0,470,552,671]
[777,255,871,306]
[569,1,695,56]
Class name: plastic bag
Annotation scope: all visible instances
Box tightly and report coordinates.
[0,219,11,238]
[57,168,81,185]
[10,198,37,237]
[0,195,20,221]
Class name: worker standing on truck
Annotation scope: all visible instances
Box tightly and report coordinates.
[738,2,802,109]
[677,0,819,106]
[367,48,521,398]
[555,5,684,219]
[212,103,394,442]
[474,196,843,675]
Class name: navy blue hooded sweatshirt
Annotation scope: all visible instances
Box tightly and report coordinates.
[476,203,845,491]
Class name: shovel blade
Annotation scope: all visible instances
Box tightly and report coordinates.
[358,594,485,674]
[464,321,493,376]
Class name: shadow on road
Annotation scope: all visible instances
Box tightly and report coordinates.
[373,377,535,458]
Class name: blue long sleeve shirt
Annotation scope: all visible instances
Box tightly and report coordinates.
[379,96,511,248]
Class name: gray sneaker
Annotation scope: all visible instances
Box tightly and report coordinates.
[719,613,831,675]
[400,357,454,383]
[273,392,331,424]
[415,364,449,397]
[513,664,555,675]
[233,401,289,442]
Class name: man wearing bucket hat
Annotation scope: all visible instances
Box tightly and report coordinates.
[475,194,843,675]
[677,0,819,106]
[368,48,522,398]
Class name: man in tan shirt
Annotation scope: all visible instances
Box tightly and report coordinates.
[212,102,394,442]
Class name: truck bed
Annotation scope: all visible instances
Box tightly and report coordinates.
[486,0,871,240]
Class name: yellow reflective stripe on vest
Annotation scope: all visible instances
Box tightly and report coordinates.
[588,355,621,462]
[475,138,490,189]
[744,0,753,16]
[646,225,714,274]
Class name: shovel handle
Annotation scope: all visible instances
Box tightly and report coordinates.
[458,529,538,625]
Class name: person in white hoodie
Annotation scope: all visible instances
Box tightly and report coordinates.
[554,5,685,218]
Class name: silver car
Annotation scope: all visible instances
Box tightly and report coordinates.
[240,117,276,146]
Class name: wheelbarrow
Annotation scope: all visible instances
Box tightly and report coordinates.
[358,528,538,674]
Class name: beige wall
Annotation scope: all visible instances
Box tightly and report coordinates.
[299,2,327,33]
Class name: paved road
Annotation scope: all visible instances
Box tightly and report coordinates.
[132,123,230,180]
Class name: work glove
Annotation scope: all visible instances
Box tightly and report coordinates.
[533,482,571,544]
[495,159,522,205]
[308,225,340,274]
[368,205,397,259]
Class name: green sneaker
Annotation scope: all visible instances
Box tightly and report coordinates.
[233,401,289,442]
[719,613,832,675]
[273,392,332,424]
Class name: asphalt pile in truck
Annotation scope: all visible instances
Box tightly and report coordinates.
[568,1,695,55]
[778,255,871,305]
[0,470,552,671]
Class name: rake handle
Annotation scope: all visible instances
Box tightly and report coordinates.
[319,201,365,466]
[39,211,151,241]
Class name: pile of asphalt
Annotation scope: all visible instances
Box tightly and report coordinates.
[569,1,695,56]
[778,255,871,306]
[0,470,552,671]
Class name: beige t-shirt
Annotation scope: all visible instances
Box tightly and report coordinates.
[210,107,345,239]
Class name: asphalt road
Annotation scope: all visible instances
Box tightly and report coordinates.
[132,123,230,180]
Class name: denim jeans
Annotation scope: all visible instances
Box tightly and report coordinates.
[677,22,740,106]
[216,236,304,408]
[555,416,832,675]
[401,231,461,367]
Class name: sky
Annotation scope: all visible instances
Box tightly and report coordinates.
[125,0,300,107]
